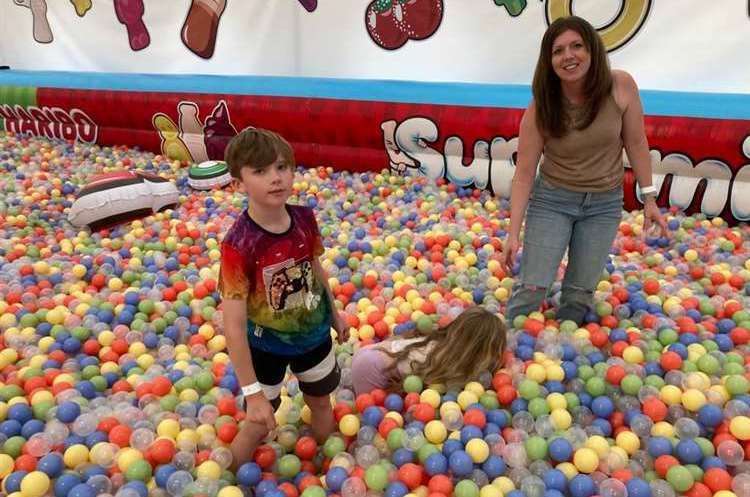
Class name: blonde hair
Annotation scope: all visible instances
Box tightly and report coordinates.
[384,306,507,390]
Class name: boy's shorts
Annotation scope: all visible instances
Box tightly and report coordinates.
[250,337,340,408]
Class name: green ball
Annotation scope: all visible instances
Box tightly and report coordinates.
[564,393,580,409]
[658,328,679,346]
[645,375,666,389]
[278,455,301,478]
[528,398,550,418]
[518,379,541,400]
[685,464,703,482]
[301,486,327,497]
[695,437,715,457]
[725,375,749,395]
[524,436,548,461]
[621,374,643,396]
[559,320,578,333]
[2,436,25,458]
[194,372,214,393]
[387,428,404,451]
[160,395,179,412]
[666,465,694,492]
[480,393,500,410]
[365,464,389,491]
[403,375,423,393]
[586,377,606,397]
[724,363,745,376]
[455,480,480,497]
[577,365,595,381]
[417,443,440,464]
[0,385,24,402]
[416,315,433,332]
[174,377,194,392]
[323,436,346,458]
[126,459,153,481]
[33,400,54,420]
[696,354,720,375]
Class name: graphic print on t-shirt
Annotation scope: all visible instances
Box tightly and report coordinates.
[264,258,319,313]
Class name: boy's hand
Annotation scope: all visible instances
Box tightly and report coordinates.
[333,312,350,344]
[245,393,276,432]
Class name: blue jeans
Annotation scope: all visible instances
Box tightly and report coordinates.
[506,176,623,325]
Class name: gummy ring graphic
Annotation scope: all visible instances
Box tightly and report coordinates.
[545,0,651,52]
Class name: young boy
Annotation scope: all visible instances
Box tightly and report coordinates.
[218,128,348,468]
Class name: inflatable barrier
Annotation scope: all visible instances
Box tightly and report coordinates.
[1,71,750,223]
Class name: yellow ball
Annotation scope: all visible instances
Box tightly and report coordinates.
[420,389,441,409]
[573,448,599,473]
[547,393,567,411]
[466,439,490,463]
[424,420,447,444]
[0,454,13,478]
[218,487,245,497]
[729,415,750,440]
[556,462,579,479]
[457,391,479,410]
[197,460,222,480]
[681,389,706,411]
[545,365,565,382]
[585,436,610,458]
[64,444,89,468]
[660,385,683,405]
[550,409,572,430]
[622,346,644,364]
[465,381,485,396]
[480,484,503,497]
[339,414,360,437]
[525,364,546,383]
[117,447,143,472]
[20,471,50,497]
[651,422,675,438]
[492,477,515,495]
[615,431,640,455]
[714,492,737,497]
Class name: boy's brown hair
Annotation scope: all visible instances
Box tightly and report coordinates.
[224,128,296,178]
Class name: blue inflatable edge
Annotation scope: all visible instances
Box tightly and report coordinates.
[1,70,749,120]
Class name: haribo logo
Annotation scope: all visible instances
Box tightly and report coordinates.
[152,100,238,163]
[0,104,97,143]
[381,117,750,221]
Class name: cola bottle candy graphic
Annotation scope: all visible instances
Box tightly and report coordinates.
[181,0,227,59]
[203,101,238,161]
[114,0,150,51]
[297,0,317,12]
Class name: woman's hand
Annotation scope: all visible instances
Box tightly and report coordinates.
[332,311,350,344]
[501,235,520,274]
[643,198,668,236]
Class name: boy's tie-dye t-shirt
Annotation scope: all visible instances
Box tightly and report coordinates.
[219,204,332,355]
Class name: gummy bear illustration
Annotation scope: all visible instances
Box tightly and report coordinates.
[494,0,527,17]
[70,0,92,17]
[203,101,238,161]
[297,0,317,12]
[181,0,227,59]
[13,0,53,44]
[114,0,151,51]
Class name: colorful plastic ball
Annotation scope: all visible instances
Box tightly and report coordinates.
[455,480,480,497]
[19,471,50,497]
[666,465,694,492]
[67,482,97,497]
[573,448,599,473]
[729,415,750,440]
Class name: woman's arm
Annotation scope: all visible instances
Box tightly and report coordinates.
[616,70,667,234]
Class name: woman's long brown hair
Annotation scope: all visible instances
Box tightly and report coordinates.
[533,16,612,138]
[383,306,507,390]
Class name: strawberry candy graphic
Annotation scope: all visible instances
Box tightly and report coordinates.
[366,0,443,50]
[297,0,317,12]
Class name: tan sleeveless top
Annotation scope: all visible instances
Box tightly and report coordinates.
[540,93,624,192]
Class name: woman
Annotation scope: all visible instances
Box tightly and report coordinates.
[502,16,667,326]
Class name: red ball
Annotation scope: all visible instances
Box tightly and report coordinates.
[605,364,626,385]
[15,454,37,472]
[217,396,237,416]
[412,403,436,423]
[703,468,732,492]
[217,422,239,443]
[151,376,173,397]
[642,397,668,422]
[278,482,299,497]
[497,385,517,405]
[254,445,276,470]
[428,475,453,496]
[298,475,321,492]
[109,424,132,448]
[295,436,318,460]
[654,455,679,478]
[463,409,486,429]
[659,351,683,371]
[685,482,712,497]
[378,418,399,438]
[150,439,176,464]
[398,463,424,490]
[355,394,375,414]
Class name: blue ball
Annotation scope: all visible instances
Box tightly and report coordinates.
[0,420,22,437]
[122,481,148,497]
[569,475,596,497]
[362,406,384,427]
[448,450,473,477]
[442,438,463,456]
[392,448,415,467]
[385,481,410,497]
[676,439,703,464]
[8,404,33,424]
[487,409,508,427]
[236,462,262,487]
[68,483,97,497]
[256,480,278,497]
[54,473,82,497]
[482,455,506,479]
[697,404,723,428]
[626,478,652,497]
[57,401,81,423]
[3,471,28,493]
[460,425,483,444]
[548,437,573,462]
[543,469,567,491]
[37,453,64,477]
[325,466,349,492]
[647,437,673,457]
[384,394,404,412]
[591,396,614,418]
[154,464,177,488]
[424,453,448,476]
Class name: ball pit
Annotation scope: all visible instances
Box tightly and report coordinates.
[0,131,749,497]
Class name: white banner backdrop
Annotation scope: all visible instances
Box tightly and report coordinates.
[1,0,749,94]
